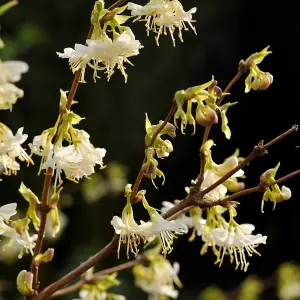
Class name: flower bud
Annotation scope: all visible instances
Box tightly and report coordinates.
[251,72,273,91]
[195,105,218,127]
[260,162,280,184]
[224,178,245,193]
[161,122,176,138]
[35,248,55,264]
[278,186,292,202]
[50,207,60,238]
[16,270,33,296]
[142,160,157,178]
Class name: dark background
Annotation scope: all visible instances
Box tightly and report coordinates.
[0,0,299,299]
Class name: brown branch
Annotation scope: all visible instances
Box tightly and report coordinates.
[130,102,177,203]
[36,236,119,300]
[50,255,145,298]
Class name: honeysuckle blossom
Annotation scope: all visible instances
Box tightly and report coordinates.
[31,128,106,185]
[127,0,197,46]
[0,203,17,234]
[0,60,29,110]
[201,223,267,272]
[41,143,106,186]
[111,203,146,258]
[0,123,32,176]
[57,27,143,82]
[140,197,187,255]
[134,249,182,299]
[1,217,38,258]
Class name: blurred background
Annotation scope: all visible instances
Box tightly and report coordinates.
[0,0,299,298]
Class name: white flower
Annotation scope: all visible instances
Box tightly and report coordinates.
[0,203,17,235]
[127,0,197,46]
[202,223,267,271]
[0,82,24,110]
[111,202,146,258]
[0,123,32,176]
[0,61,29,83]
[141,199,188,255]
[57,28,143,82]
[40,130,106,185]
[0,203,17,222]
[2,225,37,257]
[0,60,28,110]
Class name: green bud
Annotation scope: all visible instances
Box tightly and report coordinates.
[35,248,54,264]
[16,270,33,296]
[19,182,40,231]
[49,186,63,207]
[160,121,176,138]
[174,90,186,106]
[50,207,60,238]
[195,104,218,127]
[124,183,132,198]
[260,162,280,184]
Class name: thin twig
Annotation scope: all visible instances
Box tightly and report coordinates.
[50,256,145,298]
[36,236,119,300]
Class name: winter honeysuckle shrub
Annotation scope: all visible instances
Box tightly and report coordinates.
[0,0,299,299]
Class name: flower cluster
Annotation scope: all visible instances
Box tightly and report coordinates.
[30,109,106,186]
[172,77,235,137]
[243,46,273,93]
[0,60,28,111]
[133,247,182,299]
[111,184,187,258]
[57,27,142,83]
[142,114,176,187]
[0,123,33,177]
[127,0,197,46]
